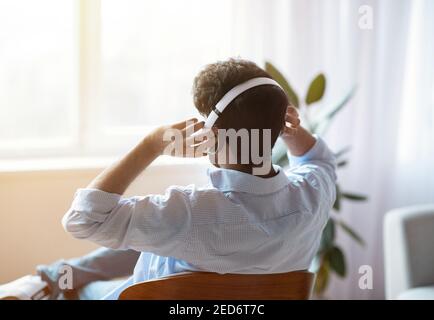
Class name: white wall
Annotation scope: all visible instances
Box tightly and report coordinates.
[0,161,210,283]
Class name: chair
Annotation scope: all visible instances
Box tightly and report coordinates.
[119,271,315,300]
[384,204,434,299]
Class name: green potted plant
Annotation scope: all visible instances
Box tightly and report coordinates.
[266,62,367,296]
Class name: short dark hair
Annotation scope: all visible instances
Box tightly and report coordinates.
[192,58,288,148]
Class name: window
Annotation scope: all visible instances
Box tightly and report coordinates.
[0,0,241,158]
[0,0,77,156]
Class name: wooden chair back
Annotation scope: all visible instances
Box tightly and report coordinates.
[119,271,315,300]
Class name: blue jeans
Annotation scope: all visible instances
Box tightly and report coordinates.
[36,248,140,299]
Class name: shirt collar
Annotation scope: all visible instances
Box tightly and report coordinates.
[207,165,289,195]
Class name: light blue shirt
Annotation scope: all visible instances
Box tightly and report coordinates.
[62,136,336,299]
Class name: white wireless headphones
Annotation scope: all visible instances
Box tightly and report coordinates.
[203,77,283,128]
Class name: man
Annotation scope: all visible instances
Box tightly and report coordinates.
[1,58,336,300]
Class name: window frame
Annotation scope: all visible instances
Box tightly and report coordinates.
[0,0,155,160]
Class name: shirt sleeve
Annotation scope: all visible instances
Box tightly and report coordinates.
[62,186,193,255]
[285,135,337,211]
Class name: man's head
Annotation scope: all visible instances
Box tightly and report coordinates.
[192,58,288,174]
[193,58,288,147]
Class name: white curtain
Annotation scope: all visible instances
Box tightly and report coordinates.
[232,0,434,299]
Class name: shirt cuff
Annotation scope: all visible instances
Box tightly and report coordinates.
[71,188,121,217]
[287,135,333,167]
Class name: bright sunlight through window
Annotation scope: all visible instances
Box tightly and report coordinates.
[0,0,76,153]
[0,0,235,158]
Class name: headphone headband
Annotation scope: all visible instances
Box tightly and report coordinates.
[203,77,283,128]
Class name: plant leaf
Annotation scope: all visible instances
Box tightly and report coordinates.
[338,220,365,246]
[325,86,356,120]
[314,258,330,295]
[271,138,288,166]
[320,219,335,252]
[274,153,289,167]
[305,73,326,105]
[333,185,341,212]
[310,117,332,135]
[341,192,368,201]
[337,160,348,168]
[328,246,346,277]
[265,62,299,108]
[310,87,356,134]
